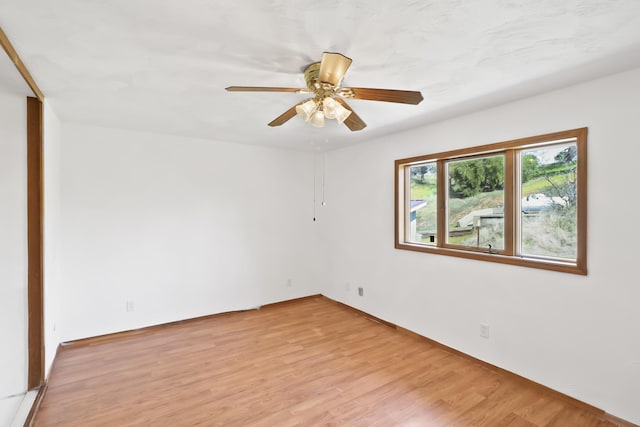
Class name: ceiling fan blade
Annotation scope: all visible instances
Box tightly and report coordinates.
[344,88,424,105]
[268,103,302,127]
[318,52,352,86]
[334,98,366,131]
[226,86,307,93]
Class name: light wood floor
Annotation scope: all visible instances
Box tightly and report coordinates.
[33,296,627,426]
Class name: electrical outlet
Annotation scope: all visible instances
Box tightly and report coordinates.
[345,282,350,292]
[480,323,490,339]
[286,279,292,287]
[358,287,364,297]
[126,300,135,312]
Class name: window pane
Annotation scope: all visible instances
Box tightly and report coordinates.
[520,142,577,259]
[408,163,437,245]
[446,155,505,250]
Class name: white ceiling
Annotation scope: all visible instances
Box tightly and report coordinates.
[2,0,640,150]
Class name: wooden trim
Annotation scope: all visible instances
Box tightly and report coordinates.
[576,127,588,273]
[27,96,44,389]
[395,127,587,275]
[326,295,638,427]
[441,152,510,254]
[394,161,401,248]
[62,295,323,349]
[395,242,585,274]
[24,343,62,427]
[396,128,582,166]
[327,297,398,329]
[259,294,322,309]
[436,159,445,246]
[0,27,44,101]
[503,150,515,255]
[23,381,48,427]
[602,413,640,427]
[3,25,47,392]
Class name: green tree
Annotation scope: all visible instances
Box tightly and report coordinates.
[521,154,540,182]
[554,146,577,164]
[449,156,503,198]
[412,164,436,183]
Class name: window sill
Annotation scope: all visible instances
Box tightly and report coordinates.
[395,242,586,275]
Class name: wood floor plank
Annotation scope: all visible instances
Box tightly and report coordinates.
[33,296,630,426]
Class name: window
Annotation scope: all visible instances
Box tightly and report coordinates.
[395,128,587,274]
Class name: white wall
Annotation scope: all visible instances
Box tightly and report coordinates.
[0,91,27,421]
[43,100,62,376]
[42,66,639,424]
[320,67,640,424]
[58,125,320,341]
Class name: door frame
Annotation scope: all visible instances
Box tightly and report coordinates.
[27,96,44,389]
[2,26,46,390]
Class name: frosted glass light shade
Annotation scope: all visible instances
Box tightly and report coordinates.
[309,110,325,127]
[322,97,338,119]
[295,99,317,121]
[334,103,352,123]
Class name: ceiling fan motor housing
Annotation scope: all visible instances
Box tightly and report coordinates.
[303,62,345,102]
[303,62,322,89]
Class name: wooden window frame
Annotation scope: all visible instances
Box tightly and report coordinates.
[395,128,587,275]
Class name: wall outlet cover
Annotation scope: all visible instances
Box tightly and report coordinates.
[480,323,490,339]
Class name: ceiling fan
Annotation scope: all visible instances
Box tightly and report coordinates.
[225,52,424,131]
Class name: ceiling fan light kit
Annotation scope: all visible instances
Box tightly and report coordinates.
[295,99,318,121]
[226,52,423,131]
[294,94,352,127]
